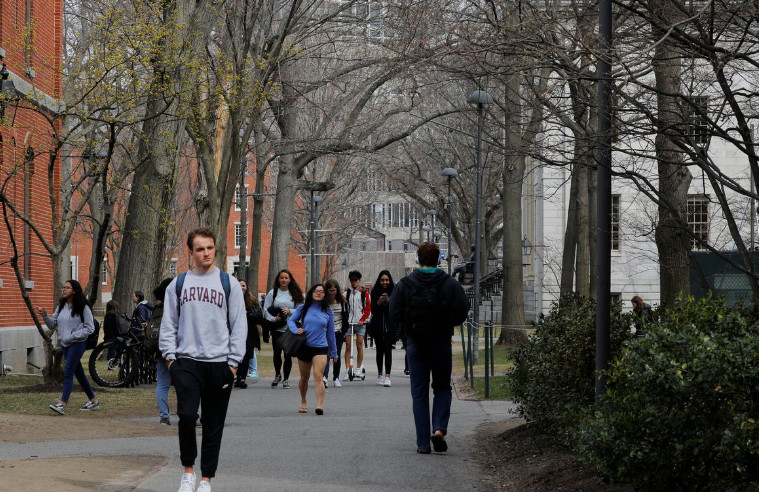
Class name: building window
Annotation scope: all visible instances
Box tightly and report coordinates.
[235,185,248,210]
[610,292,621,305]
[234,223,242,249]
[687,96,709,145]
[611,194,620,252]
[102,257,108,285]
[687,194,709,250]
[169,259,177,277]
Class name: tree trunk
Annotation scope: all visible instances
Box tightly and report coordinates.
[652,0,692,305]
[560,162,579,295]
[267,152,300,286]
[575,158,590,297]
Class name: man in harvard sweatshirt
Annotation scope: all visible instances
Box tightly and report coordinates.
[160,228,247,492]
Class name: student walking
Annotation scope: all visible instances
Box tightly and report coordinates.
[236,279,263,388]
[287,284,338,415]
[343,270,371,380]
[37,279,99,415]
[369,270,396,387]
[146,278,174,425]
[159,228,247,492]
[322,279,348,387]
[263,269,304,389]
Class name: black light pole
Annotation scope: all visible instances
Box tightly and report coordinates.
[467,89,493,396]
[313,195,323,285]
[310,191,317,287]
[442,167,458,275]
[596,0,613,399]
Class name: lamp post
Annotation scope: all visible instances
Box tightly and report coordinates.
[467,89,493,384]
[310,193,323,287]
[442,167,458,274]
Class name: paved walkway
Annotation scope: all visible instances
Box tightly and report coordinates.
[1,348,515,491]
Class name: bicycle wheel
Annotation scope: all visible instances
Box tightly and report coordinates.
[89,341,138,388]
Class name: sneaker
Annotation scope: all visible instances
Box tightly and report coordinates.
[235,380,248,389]
[80,400,100,411]
[249,371,260,383]
[384,377,392,387]
[376,375,385,386]
[333,378,342,388]
[197,480,212,492]
[178,472,196,492]
[282,379,290,389]
[160,417,171,425]
[404,368,410,376]
[49,402,65,415]
[323,376,328,386]
[271,375,281,388]
[342,373,349,381]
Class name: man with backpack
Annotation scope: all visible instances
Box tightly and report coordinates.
[389,242,469,454]
[159,228,247,492]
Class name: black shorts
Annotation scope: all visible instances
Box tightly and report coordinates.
[297,345,328,362]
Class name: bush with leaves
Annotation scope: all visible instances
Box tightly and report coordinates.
[509,294,635,442]
[578,296,759,490]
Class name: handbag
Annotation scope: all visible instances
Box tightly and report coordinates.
[279,329,306,357]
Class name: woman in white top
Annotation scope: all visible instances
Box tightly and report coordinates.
[36,279,99,415]
[322,279,348,387]
[263,269,304,388]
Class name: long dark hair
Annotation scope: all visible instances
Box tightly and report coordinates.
[240,280,258,310]
[271,268,304,304]
[153,278,173,307]
[58,279,89,319]
[324,278,346,305]
[303,283,329,313]
[371,270,395,297]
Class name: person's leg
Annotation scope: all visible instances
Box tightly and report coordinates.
[251,352,258,374]
[430,343,453,437]
[238,349,251,384]
[356,334,364,368]
[171,358,203,473]
[297,358,311,411]
[383,334,393,376]
[343,328,352,369]
[271,331,283,377]
[156,358,171,420]
[407,342,432,449]
[375,331,384,376]
[59,344,76,404]
[333,331,344,380]
[283,351,292,380]
[198,362,234,481]
[69,341,97,401]
[311,354,327,410]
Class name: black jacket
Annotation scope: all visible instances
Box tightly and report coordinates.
[369,286,394,339]
[389,269,469,343]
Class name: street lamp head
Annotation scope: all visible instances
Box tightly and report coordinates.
[426,209,436,217]
[522,236,533,256]
[441,167,458,178]
[467,90,493,108]
[313,195,323,204]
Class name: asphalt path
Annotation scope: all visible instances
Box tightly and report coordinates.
[3,348,515,491]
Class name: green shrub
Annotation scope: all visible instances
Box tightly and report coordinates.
[579,296,759,490]
[509,294,635,442]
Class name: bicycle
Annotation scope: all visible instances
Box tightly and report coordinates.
[89,314,157,387]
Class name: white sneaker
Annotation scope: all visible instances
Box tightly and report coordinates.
[333,378,342,388]
[197,480,212,492]
[343,373,349,381]
[383,377,392,387]
[178,472,196,492]
[323,376,328,386]
[376,375,385,386]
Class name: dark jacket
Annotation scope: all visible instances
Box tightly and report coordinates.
[246,303,264,351]
[369,286,394,339]
[634,303,652,336]
[389,269,469,344]
[103,312,120,340]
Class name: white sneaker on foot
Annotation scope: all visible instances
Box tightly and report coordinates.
[383,377,392,387]
[342,373,349,381]
[197,480,212,492]
[333,378,342,388]
[178,472,196,492]
[376,375,385,386]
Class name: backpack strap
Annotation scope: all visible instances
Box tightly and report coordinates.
[175,272,187,318]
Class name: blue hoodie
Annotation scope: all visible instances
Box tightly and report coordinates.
[288,303,338,359]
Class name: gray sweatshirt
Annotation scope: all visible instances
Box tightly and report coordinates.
[43,304,95,347]
[159,268,247,367]
[262,288,299,333]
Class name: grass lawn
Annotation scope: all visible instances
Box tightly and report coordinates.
[452,339,515,400]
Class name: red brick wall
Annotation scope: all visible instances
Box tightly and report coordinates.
[0,0,63,327]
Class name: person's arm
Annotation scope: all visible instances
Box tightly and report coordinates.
[226,280,247,369]
[359,290,372,324]
[159,278,180,363]
[326,310,337,358]
[287,305,304,333]
[389,281,405,339]
[448,279,470,326]
[72,306,96,340]
[262,290,277,322]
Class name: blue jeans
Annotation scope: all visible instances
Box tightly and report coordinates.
[323,331,345,381]
[61,341,96,404]
[248,352,258,374]
[156,358,171,419]
[407,341,452,449]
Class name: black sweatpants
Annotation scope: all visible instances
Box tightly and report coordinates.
[374,330,393,375]
[270,330,292,379]
[170,358,234,478]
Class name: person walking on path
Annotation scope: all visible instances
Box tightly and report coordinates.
[263,269,304,389]
[322,279,348,387]
[390,242,469,454]
[132,290,154,326]
[631,295,653,336]
[369,270,396,387]
[159,228,247,492]
[287,284,338,415]
[343,270,371,380]
[236,279,263,388]
[37,279,100,415]
[145,278,174,425]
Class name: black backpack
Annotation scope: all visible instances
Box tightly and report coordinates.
[401,275,450,339]
[86,319,101,350]
[143,305,164,355]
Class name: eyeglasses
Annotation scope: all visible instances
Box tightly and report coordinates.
[313,290,325,294]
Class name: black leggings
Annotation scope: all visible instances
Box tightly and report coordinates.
[271,330,292,379]
[374,330,393,375]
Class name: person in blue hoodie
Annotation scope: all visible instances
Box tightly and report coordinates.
[287,283,338,415]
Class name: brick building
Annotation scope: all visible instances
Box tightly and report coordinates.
[0,0,64,371]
